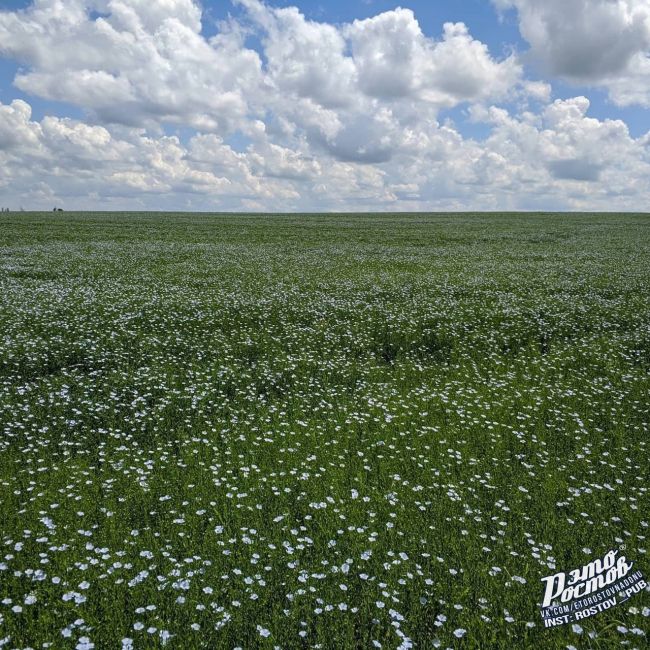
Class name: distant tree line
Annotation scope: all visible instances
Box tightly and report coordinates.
[0,207,63,211]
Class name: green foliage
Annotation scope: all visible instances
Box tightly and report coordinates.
[0,212,648,649]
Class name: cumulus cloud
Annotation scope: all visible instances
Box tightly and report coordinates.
[495,0,650,106]
[0,1,649,210]
[236,1,523,165]
[467,96,649,204]
[0,98,388,210]
[1,0,521,135]
[236,0,357,109]
[347,13,520,104]
[0,100,42,150]
[0,0,262,130]
[241,0,522,108]
[2,94,649,212]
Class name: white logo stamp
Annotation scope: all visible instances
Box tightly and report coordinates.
[540,549,647,628]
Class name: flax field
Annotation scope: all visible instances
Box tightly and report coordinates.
[0,212,648,649]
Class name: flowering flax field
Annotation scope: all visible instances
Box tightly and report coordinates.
[0,212,648,650]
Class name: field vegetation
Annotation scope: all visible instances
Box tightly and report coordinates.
[0,212,648,649]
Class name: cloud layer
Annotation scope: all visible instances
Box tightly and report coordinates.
[495,0,650,106]
[0,0,649,211]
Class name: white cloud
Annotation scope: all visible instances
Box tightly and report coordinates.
[2,94,648,212]
[240,0,522,109]
[467,97,650,206]
[236,0,357,110]
[495,0,650,106]
[0,1,648,210]
[0,0,525,144]
[0,100,42,150]
[347,14,520,105]
[236,1,523,165]
[1,0,262,130]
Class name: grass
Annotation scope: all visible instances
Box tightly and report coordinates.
[0,212,648,649]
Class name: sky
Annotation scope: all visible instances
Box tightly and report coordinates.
[0,0,649,212]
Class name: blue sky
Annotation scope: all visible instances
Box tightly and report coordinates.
[1,0,649,211]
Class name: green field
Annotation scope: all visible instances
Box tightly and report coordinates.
[1,212,648,649]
